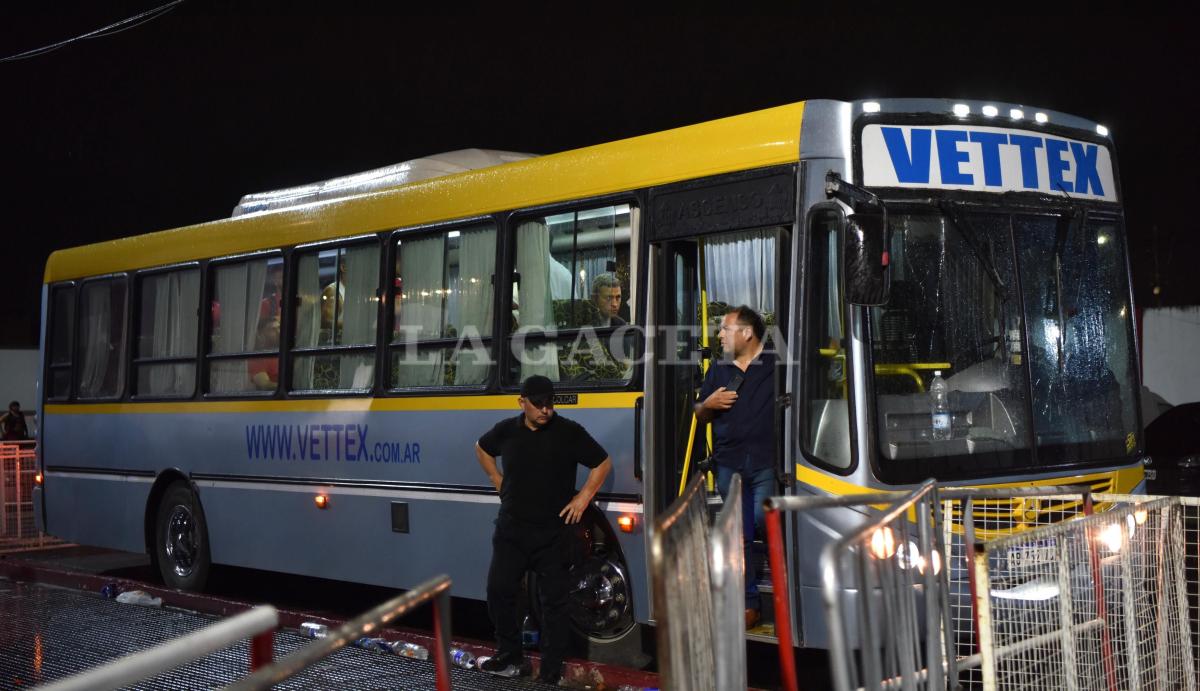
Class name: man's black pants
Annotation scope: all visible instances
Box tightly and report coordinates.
[486,513,570,675]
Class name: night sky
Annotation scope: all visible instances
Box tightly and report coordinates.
[3,6,1196,348]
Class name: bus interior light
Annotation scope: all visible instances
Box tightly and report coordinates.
[315,495,329,509]
[982,105,998,117]
[617,515,636,533]
[952,104,970,117]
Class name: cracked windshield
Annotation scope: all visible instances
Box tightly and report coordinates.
[871,210,1138,481]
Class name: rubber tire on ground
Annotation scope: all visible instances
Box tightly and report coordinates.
[154,481,212,591]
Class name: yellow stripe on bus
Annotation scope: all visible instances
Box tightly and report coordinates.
[45,103,805,282]
[794,462,1144,496]
[43,391,642,415]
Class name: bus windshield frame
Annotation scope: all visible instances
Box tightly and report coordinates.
[863,199,1140,485]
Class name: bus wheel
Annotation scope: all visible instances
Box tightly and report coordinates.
[568,552,635,642]
[154,482,211,591]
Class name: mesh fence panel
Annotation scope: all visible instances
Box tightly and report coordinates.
[0,443,63,553]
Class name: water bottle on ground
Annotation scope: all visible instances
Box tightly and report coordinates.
[930,370,951,440]
[300,622,328,639]
[449,647,476,669]
[389,641,429,660]
[115,590,162,607]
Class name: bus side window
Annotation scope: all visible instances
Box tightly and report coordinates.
[134,268,199,398]
[293,242,379,392]
[77,277,129,400]
[802,210,851,469]
[208,256,283,395]
[508,204,635,385]
[390,222,496,389]
[47,285,76,400]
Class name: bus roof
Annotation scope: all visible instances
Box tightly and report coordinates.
[44,101,806,283]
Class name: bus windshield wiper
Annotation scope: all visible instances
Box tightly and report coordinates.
[938,201,1008,302]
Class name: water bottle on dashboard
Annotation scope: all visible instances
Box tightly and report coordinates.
[930,370,951,440]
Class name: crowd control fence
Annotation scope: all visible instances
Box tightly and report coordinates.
[768,483,1200,691]
[650,471,746,690]
[229,574,454,691]
[0,441,63,553]
[34,605,278,691]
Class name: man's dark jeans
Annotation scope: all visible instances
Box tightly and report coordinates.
[715,465,777,611]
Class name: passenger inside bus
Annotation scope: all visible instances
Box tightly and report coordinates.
[248,316,280,390]
[590,273,626,327]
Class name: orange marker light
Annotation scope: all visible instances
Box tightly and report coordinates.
[315,495,329,509]
[34,473,43,485]
[617,515,635,533]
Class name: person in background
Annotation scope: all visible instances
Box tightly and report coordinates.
[475,375,612,684]
[590,273,625,327]
[1,401,29,441]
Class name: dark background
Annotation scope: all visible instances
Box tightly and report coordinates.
[3,5,1196,348]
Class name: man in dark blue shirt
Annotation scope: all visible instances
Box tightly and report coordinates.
[695,305,777,629]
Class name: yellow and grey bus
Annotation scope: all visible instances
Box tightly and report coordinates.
[35,98,1142,653]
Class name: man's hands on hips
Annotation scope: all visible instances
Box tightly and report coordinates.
[560,492,590,524]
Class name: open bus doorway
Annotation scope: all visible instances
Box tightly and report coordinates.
[650,225,790,633]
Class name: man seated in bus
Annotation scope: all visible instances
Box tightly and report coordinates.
[590,273,625,327]
[695,305,777,630]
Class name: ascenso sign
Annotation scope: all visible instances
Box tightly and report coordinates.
[861,124,1117,202]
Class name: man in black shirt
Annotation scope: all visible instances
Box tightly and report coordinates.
[695,305,778,630]
[475,375,612,684]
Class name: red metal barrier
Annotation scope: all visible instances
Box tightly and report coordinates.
[765,507,798,691]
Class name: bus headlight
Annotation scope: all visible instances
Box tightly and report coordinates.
[869,526,896,560]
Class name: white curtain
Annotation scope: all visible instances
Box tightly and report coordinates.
[453,226,495,384]
[339,245,379,388]
[394,236,446,386]
[212,261,266,392]
[147,271,199,395]
[293,254,323,388]
[703,229,776,315]
[79,282,113,397]
[515,221,559,380]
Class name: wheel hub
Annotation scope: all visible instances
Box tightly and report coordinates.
[164,504,197,578]
[568,555,633,639]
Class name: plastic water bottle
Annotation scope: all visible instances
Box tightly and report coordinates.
[115,590,162,607]
[449,647,476,669]
[300,622,328,639]
[521,615,540,648]
[389,641,429,660]
[930,370,951,440]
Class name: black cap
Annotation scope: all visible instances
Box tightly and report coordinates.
[520,375,555,405]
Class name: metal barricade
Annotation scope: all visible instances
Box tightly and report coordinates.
[228,574,454,691]
[0,441,61,552]
[766,480,957,691]
[650,472,718,690]
[968,494,1197,691]
[34,605,278,691]
[711,473,746,690]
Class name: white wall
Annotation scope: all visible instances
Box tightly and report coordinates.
[1143,307,1200,405]
[0,349,38,410]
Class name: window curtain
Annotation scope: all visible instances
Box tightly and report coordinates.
[212,262,266,392]
[339,245,379,388]
[515,221,559,380]
[148,271,199,395]
[703,229,776,315]
[454,226,495,384]
[293,253,323,388]
[394,236,446,386]
[79,283,113,397]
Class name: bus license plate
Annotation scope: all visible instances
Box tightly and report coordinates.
[1007,544,1056,569]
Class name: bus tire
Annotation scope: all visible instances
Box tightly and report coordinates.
[527,517,643,665]
[154,481,212,591]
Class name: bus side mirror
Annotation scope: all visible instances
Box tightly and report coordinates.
[843,211,891,306]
